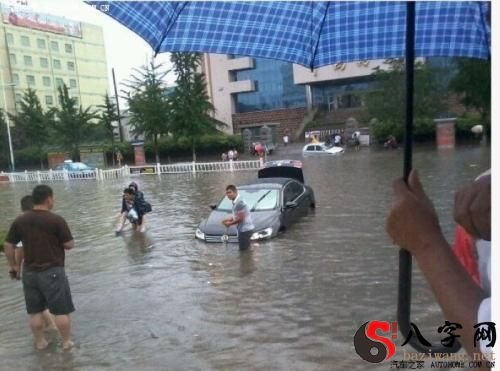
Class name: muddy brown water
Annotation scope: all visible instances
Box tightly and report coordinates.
[0,144,490,370]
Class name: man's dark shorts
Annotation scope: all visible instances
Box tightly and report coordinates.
[238,230,253,250]
[22,266,75,315]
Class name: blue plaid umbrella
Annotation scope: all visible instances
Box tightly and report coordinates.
[88,1,489,68]
[88,1,490,354]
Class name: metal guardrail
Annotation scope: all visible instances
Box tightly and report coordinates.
[0,160,262,183]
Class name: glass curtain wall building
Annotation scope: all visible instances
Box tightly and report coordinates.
[234,58,306,113]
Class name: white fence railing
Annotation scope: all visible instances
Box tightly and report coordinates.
[0,160,262,183]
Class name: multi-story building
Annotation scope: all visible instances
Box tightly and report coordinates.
[0,3,108,115]
[201,54,392,141]
[201,54,445,142]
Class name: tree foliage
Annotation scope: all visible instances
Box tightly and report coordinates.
[449,58,491,124]
[169,52,222,161]
[366,61,447,142]
[8,88,52,167]
[97,93,120,143]
[51,84,98,161]
[123,61,171,163]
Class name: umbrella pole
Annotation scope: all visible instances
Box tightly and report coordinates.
[397,1,460,354]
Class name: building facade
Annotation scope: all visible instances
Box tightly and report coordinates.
[0,3,109,116]
[201,52,459,144]
[201,53,402,141]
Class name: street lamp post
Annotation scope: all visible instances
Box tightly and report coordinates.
[0,73,16,172]
[112,68,124,142]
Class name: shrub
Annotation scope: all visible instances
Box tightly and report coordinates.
[412,118,435,142]
[456,112,484,140]
[371,120,404,144]
[14,146,47,168]
[371,117,437,144]
[144,134,243,161]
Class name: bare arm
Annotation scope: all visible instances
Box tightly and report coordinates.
[116,212,128,231]
[222,211,244,226]
[386,170,487,357]
[4,242,16,269]
[454,174,490,241]
[14,246,24,271]
[63,240,75,250]
[412,234,486,356]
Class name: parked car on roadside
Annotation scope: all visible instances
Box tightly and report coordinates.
[195,160,315,243]
[302,142,344,156]
[54,160,96,178]
[55,161,95,171]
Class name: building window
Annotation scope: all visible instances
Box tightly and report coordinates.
[15,93,22,103]
[56,78,64,88]
[50,40,59,52]
[20,35,30,47]
[37,38,46,49]
[12,74,19,85]
[9,53,16,65]
[335,93,362,110]
[234,58,306,113]
[53,59,61,69]
[6,33,14,45]
[74,97,79,105]
[69,79,77,88]
[43,76,51,87]
[40,57,49,68]
[45,96,53,106]
[65,43,73,53]
[26,75,35,86]
[67,61,75,71]
[23,55,32,66]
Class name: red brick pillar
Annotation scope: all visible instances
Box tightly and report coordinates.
[132,141,146,165]
[434,118,456,149]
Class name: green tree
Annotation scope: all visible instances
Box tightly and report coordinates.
[51,84,97,161]
[449,58,491,125]
[366,61,447,142]
[123,61,171,163]
[97,93,120,143]
[170,52,222,161]
[8,88,51,168]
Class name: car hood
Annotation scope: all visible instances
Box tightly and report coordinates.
[199,209,280,235]
[324,146,344,154]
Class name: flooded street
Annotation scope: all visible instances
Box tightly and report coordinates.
[0,144,490,370]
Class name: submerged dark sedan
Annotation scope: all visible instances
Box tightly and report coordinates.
[195,160,315,243]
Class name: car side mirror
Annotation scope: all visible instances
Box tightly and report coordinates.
[285,201,298,209]
[209,203,217,210]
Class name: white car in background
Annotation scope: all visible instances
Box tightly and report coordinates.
[302,142,344,156]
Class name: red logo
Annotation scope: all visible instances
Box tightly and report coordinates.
[354,321,398,363]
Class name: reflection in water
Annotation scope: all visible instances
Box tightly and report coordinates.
[0,145,490,370]
[122,231,155,265]
[239,248,257,277]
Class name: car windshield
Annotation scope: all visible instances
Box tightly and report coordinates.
[217,189,278,211]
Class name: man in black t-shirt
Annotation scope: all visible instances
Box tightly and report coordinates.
[4,185,75,351]
[14,194,58,333]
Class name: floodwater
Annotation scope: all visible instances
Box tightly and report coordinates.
[0,144,490,370]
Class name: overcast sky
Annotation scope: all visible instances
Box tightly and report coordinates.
[16,0,176,103]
